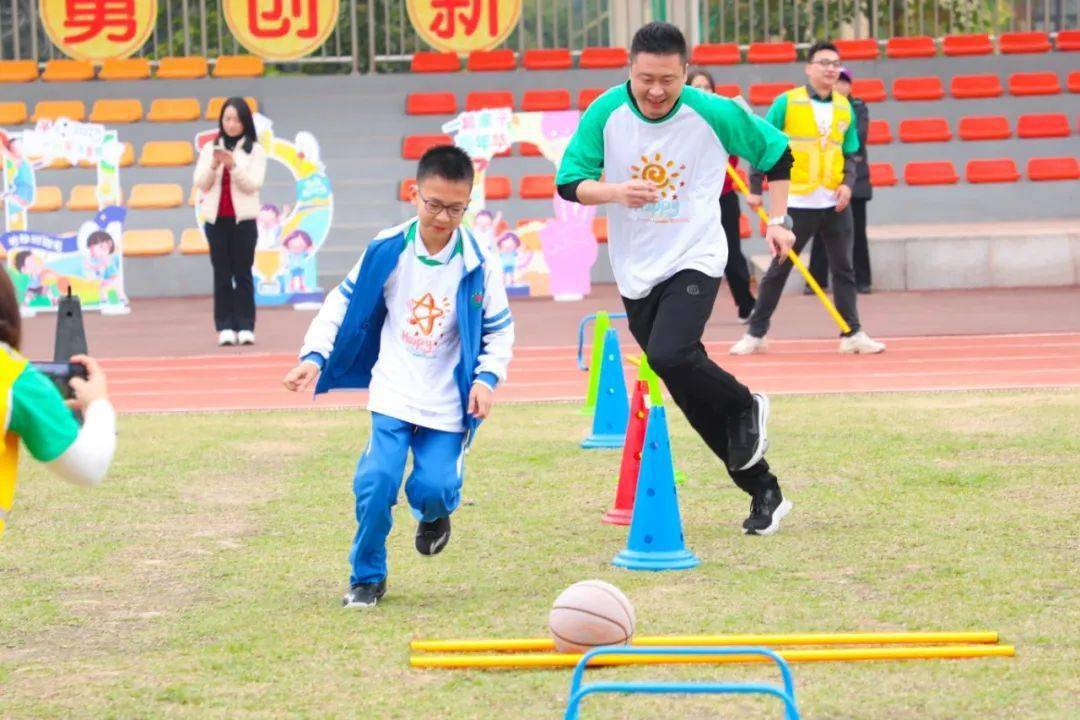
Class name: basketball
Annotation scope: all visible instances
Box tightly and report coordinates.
[548,580,636,653]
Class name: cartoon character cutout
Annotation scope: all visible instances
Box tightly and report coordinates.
[256,202,291,250]
[470,209,503,253]
[281,229,313,293]
[539,195,598,301]
[0,131,35,212]
[11,249,54,306]
[495,231,522,288]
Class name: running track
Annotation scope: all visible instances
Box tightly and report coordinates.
[100,332,1080,414]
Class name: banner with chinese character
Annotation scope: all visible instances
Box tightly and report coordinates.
[40,0,157,62]
[407,0,521,53]
[2,121,129,316]
[443,109,599,301]
[194,115,333,309]
[223,0,339,60]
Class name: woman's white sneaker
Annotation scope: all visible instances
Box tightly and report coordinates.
[218,330,237,346]
[730,333,767,355]
[237,330,256,346]
[839,330,886,354]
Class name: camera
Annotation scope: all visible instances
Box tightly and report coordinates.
[31,360,87,399]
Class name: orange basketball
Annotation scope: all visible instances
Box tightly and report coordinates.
[548,580,636,653]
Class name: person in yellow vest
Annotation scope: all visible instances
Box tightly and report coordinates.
[0,270,115,542]
[731,41,886,355]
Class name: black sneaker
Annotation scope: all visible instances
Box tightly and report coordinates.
[742,486,793,536]
[415,516,451,556]
[342,579,386,608]
[727,393,770,472]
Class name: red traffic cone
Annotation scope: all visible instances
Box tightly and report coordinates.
[602,381,649,525]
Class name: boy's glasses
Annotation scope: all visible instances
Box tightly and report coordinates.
[416,188,468,219]
[810,59,843,69]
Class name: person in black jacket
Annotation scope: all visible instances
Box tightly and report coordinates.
[808,66,873,293]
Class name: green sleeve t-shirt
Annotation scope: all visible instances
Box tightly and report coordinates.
[557,83,790,299]
[9,365,80,462]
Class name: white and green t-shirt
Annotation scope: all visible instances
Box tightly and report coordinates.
[557,83,790,299]
[367,224,466,433]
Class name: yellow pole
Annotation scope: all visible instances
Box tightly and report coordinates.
[410,631,999,654]
[410,644,1015,670]
[724,165,852,334]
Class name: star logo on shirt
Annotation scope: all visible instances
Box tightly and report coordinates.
[409,292,445,336]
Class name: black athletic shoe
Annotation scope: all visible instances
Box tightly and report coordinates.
[857,284,872,294]
[742,486,793,536]
[342,579,387,608]
[415,516,451,556]
[737,307,753,324]
[727,393,770,472]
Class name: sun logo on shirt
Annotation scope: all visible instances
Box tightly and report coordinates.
[631,153,687,199]
[409,292,446,336]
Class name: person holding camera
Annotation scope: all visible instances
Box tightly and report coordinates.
[193,97,267,347]
[0,272,116,541]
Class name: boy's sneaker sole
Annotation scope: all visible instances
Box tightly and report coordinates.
[744,499,792,536]
[735,393,770,471]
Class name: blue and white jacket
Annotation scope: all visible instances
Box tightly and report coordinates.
[299,218,515,441]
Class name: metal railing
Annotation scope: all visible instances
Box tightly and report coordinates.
[0,0,1075,71]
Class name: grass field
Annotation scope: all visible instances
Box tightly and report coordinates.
[1,390,1078,719]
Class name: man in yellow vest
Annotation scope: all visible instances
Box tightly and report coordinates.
[731,41,886,355]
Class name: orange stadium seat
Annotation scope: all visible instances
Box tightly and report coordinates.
[958,115,1011,141]
[520,142,541,156]
[89,98,143,124]
[691,43,740,65]
[898,117,952,143]
[66,185,104,211]
[593,217,608,243]
[998,31,1051,54]
[867,119,892,144]
[523,48,573,70]
[519,175,556,199]
[213,55,264,78]
[147,98,202,122]
[179,228,209,255]
[885,36,936,58]
[869,163,897,187]
[123,229,175,257]
[1017,113,1071,139]
[965,158,1020,183]
[118,142,135,167]
[156,56,209,79]
[128,183,184,209]
[851,78,886,102]
[1008,72,1060,96]
[834,38,879,60]
[1056,29,1080,51]
[32,100,86,122]
[904,161,959,185]
[465,91,514,111]
[950,74,1003,99]
[467,49,516,72]
[747,41,796,63]
[139,141,195,167]
[402,134,452,160]
[521,89,571,111]
[484,176,511,200]
[713,84,741,98]
[42,59,94,81]
[30,186,62,212]
[205,96,258,119]
[406,92,457,115]
[892,76,945,101]
[578,88,604,109]
[943,33,993,56]
[749,82,795,106]
[0,60,39,82]
[0,102,27,125]
[99,57,151,80]
[738,214,751,239]
[399,178,416,201]
[1069,72,1080,93]
[411,51,460,73]
[579,47,628,69]
[1027,156,1080,181]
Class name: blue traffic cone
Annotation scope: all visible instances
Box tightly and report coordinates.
[613,406,700,571]
[581,328,629,449]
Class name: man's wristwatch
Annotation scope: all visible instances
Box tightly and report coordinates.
[766,214,794,231]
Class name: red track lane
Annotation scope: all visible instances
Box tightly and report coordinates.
[100,332,1080,414]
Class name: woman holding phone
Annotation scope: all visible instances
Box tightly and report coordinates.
[0,271,115,541]
[193,97,267,346]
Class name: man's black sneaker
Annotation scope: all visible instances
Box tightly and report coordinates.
[742,487,793,536]
[727,393,770,472]
[342,579,386,608]
[415,516,451,556]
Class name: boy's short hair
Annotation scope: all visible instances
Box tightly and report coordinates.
[807,41,839,62]
[417,145,474,186]
[630,22,688,62]
[87,230,114,252]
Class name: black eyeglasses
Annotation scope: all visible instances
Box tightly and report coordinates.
[810,59,843,69]
[416,188,469,219]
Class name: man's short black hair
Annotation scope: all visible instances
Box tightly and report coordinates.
[416,145,474,186]
[630,22,688,62]
[807,41,840,62]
